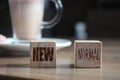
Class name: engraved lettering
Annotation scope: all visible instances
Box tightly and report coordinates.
[33,47,54,61]
[78,48,99,60]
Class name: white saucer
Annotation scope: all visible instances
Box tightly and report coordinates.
[0,38,72,53]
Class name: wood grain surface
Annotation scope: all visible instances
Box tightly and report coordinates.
[30,41,56,68]
[0,39,120,80]
[74,40,102,68]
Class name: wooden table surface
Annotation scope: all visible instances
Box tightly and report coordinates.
[0,39,120,80]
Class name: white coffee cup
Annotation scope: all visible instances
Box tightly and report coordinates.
[9,0,63,43]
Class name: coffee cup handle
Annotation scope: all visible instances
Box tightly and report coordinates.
[41,0,63,29]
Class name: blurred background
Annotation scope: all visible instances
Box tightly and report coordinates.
[0,0,120,39]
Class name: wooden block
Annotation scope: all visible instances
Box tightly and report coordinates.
[74,40,102,68]
[30,41,56,68]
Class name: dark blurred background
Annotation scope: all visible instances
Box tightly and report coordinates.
[0,0,120,39]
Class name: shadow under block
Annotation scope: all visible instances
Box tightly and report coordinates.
[74,40,102,68]
[30,41,56,68]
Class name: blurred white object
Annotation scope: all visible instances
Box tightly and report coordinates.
[0,37,72,55]
[75,22,88,40]
[0,34,6,44]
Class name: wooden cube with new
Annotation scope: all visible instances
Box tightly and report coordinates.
[74,40,102,68]
[30,41,56,68]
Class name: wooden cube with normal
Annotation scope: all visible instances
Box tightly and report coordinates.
[30,41,56,68]
[74,40,102,68]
